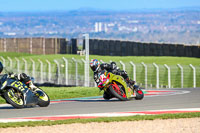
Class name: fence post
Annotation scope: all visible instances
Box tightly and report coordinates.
[46,59,52,82]
[83,34,90,87]
[141,62,148,89]
[30,38,33,54]
[22,58,28,74]
[189,64,196,88]
[81,58,87,87]
[164,64,171,88]
[72,57,78,86]
[153,63,159,89]
[43,37,45,55]
[30,58,35,80]
[3,38,6,52]
[0,56,6,67]
[7,57,12,69]
[54,59,60,84]
[130,61,136,82]
[62,57,69,85]
[15,57,20,73]
[177,64,184,88]
[38,59,43,83]
[119,61,125,71]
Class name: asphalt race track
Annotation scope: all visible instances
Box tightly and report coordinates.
[0,88,200,120]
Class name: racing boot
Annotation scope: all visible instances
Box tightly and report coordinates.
[27,81,37,91]
[125,78,135,86]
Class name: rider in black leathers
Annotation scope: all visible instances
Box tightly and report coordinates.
[0,61,36,90]
[90,59,135,100]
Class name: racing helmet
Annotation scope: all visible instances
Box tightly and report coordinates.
[90,59,100,72]
[110,62,117,70]
[0,61,3,73]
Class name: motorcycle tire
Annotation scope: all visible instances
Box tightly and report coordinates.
[108,84,128,101]
[3,88,25,109]
[103,91,114,100]
[135,88,144,100]
[36,88,50,107]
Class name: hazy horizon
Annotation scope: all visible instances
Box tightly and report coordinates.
[0,0,200,12]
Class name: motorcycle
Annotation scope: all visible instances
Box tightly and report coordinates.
[98,70,144,101]
[0,73,50,109]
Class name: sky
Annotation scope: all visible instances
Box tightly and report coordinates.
[0,0,200,12]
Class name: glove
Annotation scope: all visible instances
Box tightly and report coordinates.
[97,82,104,90]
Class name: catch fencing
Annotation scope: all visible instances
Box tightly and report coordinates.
[1,56,199,89]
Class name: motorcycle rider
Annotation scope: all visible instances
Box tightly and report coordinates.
[90,59,135,100]
[0,61,36,90]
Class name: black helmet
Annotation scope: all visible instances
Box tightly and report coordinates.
[0,61,3,73]
[110,62,117,70]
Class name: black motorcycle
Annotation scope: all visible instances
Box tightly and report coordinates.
[0,73,50,109]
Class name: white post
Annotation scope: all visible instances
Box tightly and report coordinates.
[3,38,6,52]
[189,64,196,88]
[119,61,125,71]
[177,64,184,88]
[43,37,45,55]
[15,57,20,73]
[30,58,36,81]
[38,59,43,83]
[54,59,60,84]
[83,34,90,87]
[7,57,12,69]
[0,56,6,67]
[81,58,87,87]
[153,63,159,89]
[141,62,148,89]
[30,38,33,54]
[164,64,171,88]
[130,61,136,82]
[46,59,51,82]
[22,58,28,74]
[72,57,78,86]
[62,57,69,85]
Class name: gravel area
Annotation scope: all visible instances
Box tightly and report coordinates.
[0,118,200,133]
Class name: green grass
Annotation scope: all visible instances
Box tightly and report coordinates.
[0,87,103,104]
[1,52,200,65]
[0,112,200,128]
[40,87,103,100]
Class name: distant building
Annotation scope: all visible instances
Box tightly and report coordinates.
[94,22,103,32]
[95,22,99,32]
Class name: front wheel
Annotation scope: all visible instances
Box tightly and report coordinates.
[135,88,144,100]
[35,88,50,107]
[3,88,25,109]
[108,84,128,101]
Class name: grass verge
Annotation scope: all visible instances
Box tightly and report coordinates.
[0,112,200,128]
[0,87,103,104]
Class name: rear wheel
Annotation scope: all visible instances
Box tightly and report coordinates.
[35,88,50,107]
[3,88,24,109]
[108,84,128,101]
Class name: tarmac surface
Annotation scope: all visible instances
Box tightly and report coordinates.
[0,88,199,119]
